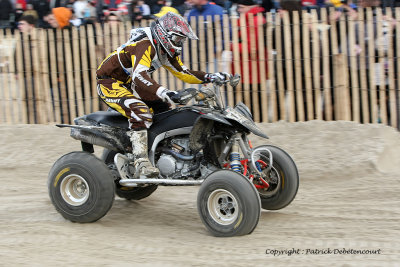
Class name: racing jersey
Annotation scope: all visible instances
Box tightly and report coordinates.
[96,27,207,101]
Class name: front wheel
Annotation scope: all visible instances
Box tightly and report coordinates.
[48,152,115,222]
[197,170,261,237]
[252,145,299,210]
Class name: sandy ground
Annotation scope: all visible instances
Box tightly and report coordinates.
[0,120,399,266]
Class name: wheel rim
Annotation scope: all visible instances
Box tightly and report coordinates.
[207,189,239,225]
[254,154,282,197]
[60,174,90,206]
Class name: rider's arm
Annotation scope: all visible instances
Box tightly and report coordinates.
[163,56,207,84]
[127,40,164,101]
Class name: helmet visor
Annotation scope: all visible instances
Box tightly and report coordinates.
[170,33,186,47]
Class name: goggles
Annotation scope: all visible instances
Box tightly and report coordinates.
[169,33,187,47]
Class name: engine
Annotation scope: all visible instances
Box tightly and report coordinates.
[156,138,200,179]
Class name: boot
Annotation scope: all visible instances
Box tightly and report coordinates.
[127,129,159,179]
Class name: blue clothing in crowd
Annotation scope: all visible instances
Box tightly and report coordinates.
[187,2,225,19]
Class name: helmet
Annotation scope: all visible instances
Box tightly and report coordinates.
[150,12,198,58]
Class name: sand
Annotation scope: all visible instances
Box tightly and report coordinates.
[0,120,399,266]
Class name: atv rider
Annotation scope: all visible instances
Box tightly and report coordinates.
[96,12,230,179]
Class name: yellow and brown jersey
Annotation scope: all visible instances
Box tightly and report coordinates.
[97,38,206,101]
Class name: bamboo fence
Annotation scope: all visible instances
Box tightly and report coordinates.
[0,8,399,129]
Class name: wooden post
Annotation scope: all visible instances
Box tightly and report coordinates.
[56,29,70,123]
[376,8,387,124]
[266,12,277,122]
[283,11,295,122]
[87,25,99,112]
[32,28,47,124]
[257,13,268,122]
[22,32,35,123]
[367,8,378,123]
[104,22,111,56]
[348,9,360,123]
[206,15,215,74]
[357,8,370,124]
[214,15,224,105]
[15,32,28,123]
[38,29,54,123]
[72,27,85,117]
[321,8,332,121]
[311,9,322,120]
[333,54,351,120]
[5,29,19,123]
[231,16,242,104]
[222,14,235,107]
[198,16,206,75]
[292,11,304,122]
[275,13,286,121]
[339,12,350,120]
[95,22,105,65]
[49,29,61,123]
[396,8,400,129]
[303,10,313,120]
[248,13,260,122]
[240,14,251,109]
[80,26,91,114]
[63,28,77,121]
[190,17,199,83]
[0,30,11,123]
[385,8,396,128]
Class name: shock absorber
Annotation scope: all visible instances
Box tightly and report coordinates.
[229,143,241,172]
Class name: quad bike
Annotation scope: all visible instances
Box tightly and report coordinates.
[48,75,299,237]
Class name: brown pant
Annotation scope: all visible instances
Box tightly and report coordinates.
[97,78,153,129]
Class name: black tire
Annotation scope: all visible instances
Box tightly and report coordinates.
[197,170,261,237]
[48,152,115,222]
[252,145,299,210]
[102,149,158,200]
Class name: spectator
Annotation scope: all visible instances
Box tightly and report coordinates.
[22,4,39,21]
[187,0,224,20]
[232,0,268,117]
[49,0,70,9]
[45,7,73,29]
[17,15,37,34]
[150,0,165,14]
[171,0,186,15]
[0,0,13,28]
[128,1,145,22]
[29,0,51,27]
[16,0,27,10]
[261,0,275,12]
[73,0,89,20]
[137,0,151,18]
[105,11,122,23]
[153,1,180,17]
[14,3,25,24]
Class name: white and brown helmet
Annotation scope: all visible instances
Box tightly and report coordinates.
[150,12,198,58]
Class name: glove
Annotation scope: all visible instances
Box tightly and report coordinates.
[156,87,179,106]
[205,72,231,84]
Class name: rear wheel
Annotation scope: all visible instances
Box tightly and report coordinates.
[102,149,158,200]
[48,152,115,222]
[197,170,261,237]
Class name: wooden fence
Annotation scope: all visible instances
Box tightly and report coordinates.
[0,8,399,129]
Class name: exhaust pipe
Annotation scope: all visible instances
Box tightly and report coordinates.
[70,128,123,151]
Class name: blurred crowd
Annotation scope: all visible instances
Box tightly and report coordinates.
[1,0,399,31]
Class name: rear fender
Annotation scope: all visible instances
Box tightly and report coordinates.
[57,124,130,153]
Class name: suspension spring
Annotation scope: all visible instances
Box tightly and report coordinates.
[230,152,241,172]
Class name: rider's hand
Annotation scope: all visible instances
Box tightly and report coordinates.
[156,87,178,106]
[205,72,231,84]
